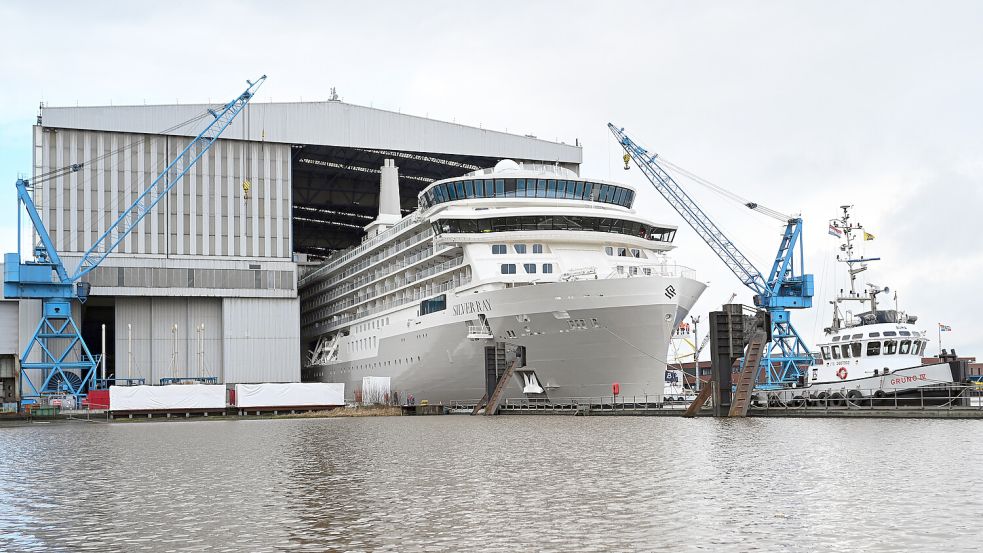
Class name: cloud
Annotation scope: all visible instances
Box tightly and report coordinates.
[1,0,980,356]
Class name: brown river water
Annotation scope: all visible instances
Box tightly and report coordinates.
[1,416,980,552]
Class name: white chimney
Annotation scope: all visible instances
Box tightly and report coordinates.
[364,159,402,237]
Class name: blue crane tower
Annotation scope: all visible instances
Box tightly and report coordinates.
[609,124,814,387]
[4,76,266,407]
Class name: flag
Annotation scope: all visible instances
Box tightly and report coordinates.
[828,224,843,238]
[939,323,952,332]
[864,231,875,241]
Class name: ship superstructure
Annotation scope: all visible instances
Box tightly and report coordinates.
[299,159,706,403]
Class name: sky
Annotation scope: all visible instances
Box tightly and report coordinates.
[1,0,980,357]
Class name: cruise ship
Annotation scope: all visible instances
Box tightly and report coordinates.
[299,159,707,403]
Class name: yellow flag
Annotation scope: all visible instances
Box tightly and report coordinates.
[864,231,875,241]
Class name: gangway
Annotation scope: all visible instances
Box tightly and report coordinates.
[728,328,769,417]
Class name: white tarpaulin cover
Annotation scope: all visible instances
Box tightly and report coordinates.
[361,376,391,404]
[109,385,226,411]
[234,383,345,408]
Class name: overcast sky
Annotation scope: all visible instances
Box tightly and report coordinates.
[1,1,980,357]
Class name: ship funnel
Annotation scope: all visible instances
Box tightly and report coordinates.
[364,159,402,236]
[379,159,401,219]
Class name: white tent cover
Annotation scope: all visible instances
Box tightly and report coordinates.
[234,382,345,408]
[109,384,226,411]
[361,376,391,404]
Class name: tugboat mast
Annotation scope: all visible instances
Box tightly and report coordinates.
[829,205,881,329]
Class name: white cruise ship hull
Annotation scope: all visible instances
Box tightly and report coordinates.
[308,274,706,404]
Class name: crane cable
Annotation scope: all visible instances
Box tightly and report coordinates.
[32,109,215,185]
[650,155,792,222]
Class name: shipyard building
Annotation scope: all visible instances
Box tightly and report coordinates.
[1,97,580,393]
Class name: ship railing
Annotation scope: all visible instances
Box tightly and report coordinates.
[300,216,424,287]
[603,262,696,280]
[304,257,466,319]
[310,275,473,332]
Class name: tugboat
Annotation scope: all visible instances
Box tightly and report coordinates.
[777,206,954,406]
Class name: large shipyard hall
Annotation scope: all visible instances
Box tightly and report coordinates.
[0,92,581,400]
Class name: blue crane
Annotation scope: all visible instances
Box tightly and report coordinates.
[609,124,814,386]
[4,76,266,406]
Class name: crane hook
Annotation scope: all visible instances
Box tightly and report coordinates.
[623,152,631,170]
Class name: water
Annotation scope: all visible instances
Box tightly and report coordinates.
[1,416,980,552]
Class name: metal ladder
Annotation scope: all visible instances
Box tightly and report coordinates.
[728,328,769,417]
[683,382,714,417]
[484,358,519,416]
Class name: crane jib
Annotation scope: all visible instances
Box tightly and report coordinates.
[609,123,814,387]
[71,75,267,282]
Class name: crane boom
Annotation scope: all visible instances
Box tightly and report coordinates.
[609,124,814,387]
[4,75,266,405]
[608,124,769,297]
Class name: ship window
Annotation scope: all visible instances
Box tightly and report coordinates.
[532,243,543,253]
[643,268,652,276]
[454,180,464,198]
[614,187,626,206]
[492,244,506,254]
[542,263,553,274]
[495,179,505,196]
[831,346,842,359]
[851,334,863,339]
[899,331,911,336]
[867,341,881,356]
[523,263,536,274]
[573,181,584,199]
[840,345,851,359]
[899,340,912,354]
[485,179,495,197]
[516,179,527,197]
[501,264,516,274]
[629,266,638,275]
[831,336,841,342]
[618,247,628,257]
[915,341,925,355]
[882,331,897,337]
[583,182,594,200]
[624,189,635,207]
[631,248,641,258]
[419,294,446,316]
[884,340,898,355]
[446,183,457,200]
[851,343,862,357]
[604,246,614,255]
[514,244,527,254]
[564,181,577,199]
[464,180,474,198]
[546,179,556,197]
[869,332,880,337]
[821,346,831,360]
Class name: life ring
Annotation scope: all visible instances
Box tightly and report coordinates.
[836,367,848,380]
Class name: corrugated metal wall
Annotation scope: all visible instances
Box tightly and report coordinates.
[37,128,291,259]
[0,301,18,355]
[222,297,300,383]
[115,297,223,384]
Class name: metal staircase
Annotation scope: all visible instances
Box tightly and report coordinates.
[683,382,714,417]
[484,358,519,416]
[728,328,769,417]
